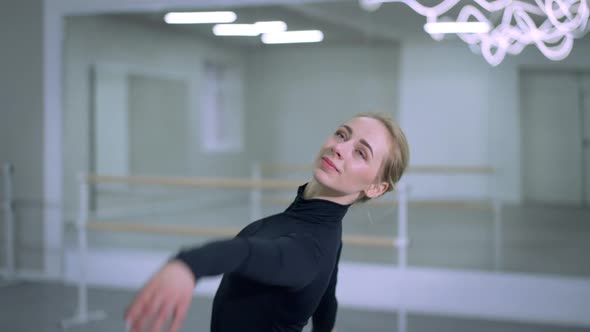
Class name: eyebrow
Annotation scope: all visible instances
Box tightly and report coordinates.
[342,125,374,158]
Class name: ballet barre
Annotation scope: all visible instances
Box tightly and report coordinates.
[261,196,494,210]
[85,221,399,248]
[257,163,495,175]
[62,173,410,329]
[86,174,302,190]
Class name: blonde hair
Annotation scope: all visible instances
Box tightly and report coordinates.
[354,112,410,203]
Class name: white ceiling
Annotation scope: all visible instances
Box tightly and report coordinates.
[100,0,590,49]
[102,0,435,48]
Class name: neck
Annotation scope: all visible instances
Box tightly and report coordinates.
[303,179,359,206]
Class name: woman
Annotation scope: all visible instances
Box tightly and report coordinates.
[125,113,410,332]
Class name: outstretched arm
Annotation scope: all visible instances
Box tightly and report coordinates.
[312,242,342,332]
[175,233,324,288]
[125,234,324,332]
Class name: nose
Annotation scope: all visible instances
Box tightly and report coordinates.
[331,142,346,159]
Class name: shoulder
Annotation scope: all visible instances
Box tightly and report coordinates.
[236,219,266,237]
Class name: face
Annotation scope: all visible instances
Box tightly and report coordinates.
[312,117,391,201]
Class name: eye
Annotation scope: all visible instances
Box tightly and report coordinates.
[335,130,345,139]
[356,149,367,160]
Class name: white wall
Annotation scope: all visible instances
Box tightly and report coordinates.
[93,65,130,178]
[399,37,590,203]
[62,16,251,222]
[496,38,590,203]
[244,45,400,167]
[127,73,191,175]
[399,41,493,200]
[0,0,45,272]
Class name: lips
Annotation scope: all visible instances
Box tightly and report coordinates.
[321,157,339,172]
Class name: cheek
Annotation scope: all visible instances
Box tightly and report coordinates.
[314,147,327,162]
[346,162,380,185]
[317,142,330,155]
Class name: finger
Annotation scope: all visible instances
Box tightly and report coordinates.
[125,283,155,321]
[167,298,190,332]
[125,300,147,332]
[136,293,161,332]
[143,294,162,318]
[127,288,157,332]
[149,302,173,332]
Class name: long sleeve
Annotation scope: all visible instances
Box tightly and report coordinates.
[311,242,342,332]
[175,233,324,289]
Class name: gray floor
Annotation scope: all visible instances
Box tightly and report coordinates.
[0,281,588,332]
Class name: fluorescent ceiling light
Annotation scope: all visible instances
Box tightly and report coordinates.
[213,24,259,36]
[213,21,287,36]
[254,21,287,34]
[261,30,324,44]
[164,11,237,24]
[424,22,491,34]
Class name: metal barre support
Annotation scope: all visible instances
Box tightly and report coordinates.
[396,182,409,332]
[0,163,17,286]
[250,162,262,222]
[61,173,106,329]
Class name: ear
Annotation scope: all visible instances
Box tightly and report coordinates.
[364,182,389,199]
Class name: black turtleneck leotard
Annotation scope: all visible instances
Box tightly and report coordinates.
[175,183,350,332]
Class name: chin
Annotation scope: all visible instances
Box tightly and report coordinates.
[312,167,338,192]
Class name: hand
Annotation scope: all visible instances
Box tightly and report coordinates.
[125,260,196,332]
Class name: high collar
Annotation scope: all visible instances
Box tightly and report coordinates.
[284,183,351,224]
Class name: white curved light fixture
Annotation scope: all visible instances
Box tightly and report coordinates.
[360,0,590,66]
[424,21,491,34]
